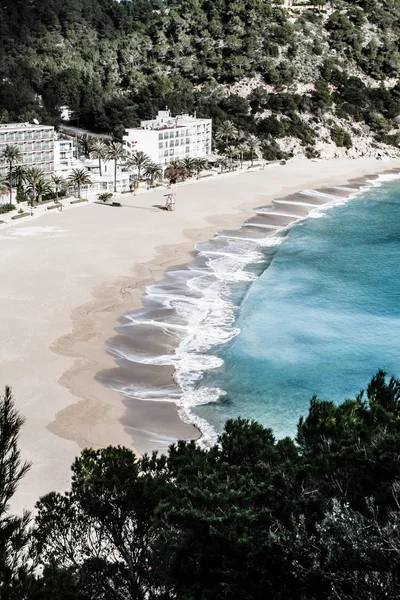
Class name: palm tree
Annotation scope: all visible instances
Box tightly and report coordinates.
[67,168,92,198]
[98,192,113,202]
[13,165,27,189]
[13,166,28,204]
[215,121,238,149]
[168,159,184,170]
[35,177,52,203]
[126,151,151,182]
[89,140,107,177]
[51,174,65,202]
[25,167,45,206]
[182,157,197,178]
[218,156,229,174]
[225,146,238,170]
[164,166,187,184]
[0,178,8,203]
[246,135,261,166]
[0,145,22,205]
[236,142,249,169]
[106,142,127,193]
[143,162,163,186]
[192,158,208,179]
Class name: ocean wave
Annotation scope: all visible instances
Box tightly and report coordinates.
[101,169,400,446]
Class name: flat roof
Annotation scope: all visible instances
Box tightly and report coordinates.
[127,125,186,132]
[125,123,211,134]
[0,122,54,130]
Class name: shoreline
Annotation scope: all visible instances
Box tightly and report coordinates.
[2,157,399,513]
[96,166,400,450]
[51,160,400,456]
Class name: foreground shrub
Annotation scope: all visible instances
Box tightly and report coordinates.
[0,203,16,214]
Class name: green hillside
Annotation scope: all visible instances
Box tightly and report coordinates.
[1,0,400,157]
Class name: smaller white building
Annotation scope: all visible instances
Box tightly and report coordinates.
[59,106,73,121]
[123,110,212,168]
[54,138,77,170]
[62,158,131,197]
[54,150,131,197]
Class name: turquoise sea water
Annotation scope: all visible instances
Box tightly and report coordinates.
[193,178,400,439]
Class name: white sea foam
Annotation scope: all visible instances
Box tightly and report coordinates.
[300,189,338,199]
[256,209,305,219]
[104,170,400,446]
[373,173,400,183]
[245,222,278,230]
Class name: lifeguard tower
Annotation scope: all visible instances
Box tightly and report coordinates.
[164,193,176,211]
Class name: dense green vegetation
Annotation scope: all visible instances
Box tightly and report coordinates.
[2,370,400,598]
[1,0,400,155]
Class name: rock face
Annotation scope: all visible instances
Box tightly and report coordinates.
[207,68,400,161]
[278,133,400,160]
[275,113,400,160]
[315,140,399,160]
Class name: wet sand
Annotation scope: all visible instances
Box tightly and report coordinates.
[100,169,400,445]
[0,158,398,512]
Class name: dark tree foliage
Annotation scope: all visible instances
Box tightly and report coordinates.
[34,447,171,600]
[30,370,400,599]
[1,0,400,145]
[0,387,33,600]
[2,374,400,597]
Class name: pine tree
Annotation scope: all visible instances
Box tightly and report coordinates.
[0,387,32,598]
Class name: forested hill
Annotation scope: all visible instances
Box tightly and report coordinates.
[2,0,400,158]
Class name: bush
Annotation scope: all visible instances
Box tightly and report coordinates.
[98,192,113,202]
[0,203,16,214]
[305,146,320,159]
[330,125,353,148]
[261,141,287,161]
[367,113,392,133]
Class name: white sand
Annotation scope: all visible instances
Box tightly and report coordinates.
[0,157,399,513]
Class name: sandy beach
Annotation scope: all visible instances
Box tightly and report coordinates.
[1,156,399,513]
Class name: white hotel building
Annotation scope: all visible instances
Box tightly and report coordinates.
[0,122,54,176]
[123,110,212,168]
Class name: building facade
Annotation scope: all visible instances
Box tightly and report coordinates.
[0,123,54,176]
[77,159,131,195]
[123,110,212,168]
[54,138,77,170]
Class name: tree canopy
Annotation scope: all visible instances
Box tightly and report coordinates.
[1,0,400,155]
[2,371,400,598]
